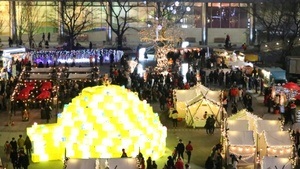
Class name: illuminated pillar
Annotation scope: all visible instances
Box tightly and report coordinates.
[106,2,112,44]
[58,0,64,43]
[201,3,208,45]
[9,1,17,45]
[249,3,256,45]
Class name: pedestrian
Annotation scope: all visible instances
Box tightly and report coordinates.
[205,156,214,169]
[109,51,114,65]
[8,37,13,47]
[146,157,153,169]
[19,150,29,169]
[10,149,19,169]
[176,139,185,160]
[231,103,238,114]
[24,136,32,158]
[159,93,166,111]
[172,110,178,128]
[42,32,45,41]
[121,148,128,158]
[185,141,193,163]
[45,103,52,123]
[152,161,157,169]
[47,32,51,41]
[175,157,184,169]
[89,41,93,50]
[4,141,12,160]
[205,116,212,134]
[17,135,25,150]
[166,156,175,169]
[209,115,216,134]
[10,137,17,152]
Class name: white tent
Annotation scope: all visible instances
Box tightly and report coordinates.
[261,156,292,169]
[227,109,261,131]
[68,67,93,73]
[256,120,282,135]
[29,74,52,80]
[30,68,54,73]
[173,84,221,119]
[68,74,92,80]
[226,120,249,131]
[259,131,293,158]
[226,131,256,166]
[185,95,224,128]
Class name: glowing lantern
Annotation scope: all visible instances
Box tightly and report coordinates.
[27,85,167,162]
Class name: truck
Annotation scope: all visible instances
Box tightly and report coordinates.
[286,56,300,82]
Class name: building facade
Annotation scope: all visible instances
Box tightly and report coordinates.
[0,0,262,47]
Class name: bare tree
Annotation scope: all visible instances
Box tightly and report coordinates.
[17,1,44,47]
[57,0,94,50]
[101,0,138,49]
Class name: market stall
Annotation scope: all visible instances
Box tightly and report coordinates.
[259,131,293,158]
[227,109,261,131]
[185,94,224,128]
[226,131,256,167]
[261,156,292,169]
[173,84,221,118]
[226,120,249,131]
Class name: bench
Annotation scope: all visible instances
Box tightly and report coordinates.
[214,37,225,43]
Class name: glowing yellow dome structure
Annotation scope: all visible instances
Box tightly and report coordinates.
[27,85,167,162]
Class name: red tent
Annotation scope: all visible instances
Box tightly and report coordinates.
[40,82,52,91]
[283,82,300,91]
[16,86,35,100]
[36,91,51,100]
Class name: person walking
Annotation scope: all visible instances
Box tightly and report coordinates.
[42,32,45,42]
[121,148,128,158]
[47,32,51,41]
[24,136,32,158]
[185,141,193,163]
[176,139,185,160]
[209,115,216,134]
[152,161,157,169]
[175,157,184,169]
[10,149,19,169]
[205,116,212,134]
[172,110,178,128]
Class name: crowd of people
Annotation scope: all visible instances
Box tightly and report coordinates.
[3,135,31,169]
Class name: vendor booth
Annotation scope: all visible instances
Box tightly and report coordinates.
[227,109,261,131]
[173,84,221,119]
[226,120,249,131]
[226,131,256,167]
[259,131,293,158]
[261,156,292,169]
[185,94,224,128]
[258,67,287,87]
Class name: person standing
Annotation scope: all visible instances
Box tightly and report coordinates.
[205,116,212,134]
[176,139,185,160]
[45,103,52,123]
[146,157,153,169]
[47,32,51,42]
[8,37,13,47]
[42,32,45,42]
[19,150,29,169]
[185,141,193,163]
[4,141,12,160]
[152,161,157,169]
[175,157,184,169]
[172,110,178,128]
[10,149,19,169]
[24,136,32,158]
[209,115,216,134]
[10,137,17,152]
[17,135,25,150]
[121,148,128,158]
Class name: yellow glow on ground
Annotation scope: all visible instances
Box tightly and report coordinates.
[27,85,167,162]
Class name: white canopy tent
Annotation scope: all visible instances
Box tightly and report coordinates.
[256,120,282,135]
[227,109,261,131]
[226,131,256,167]
[30,68,54,73]
[259,131,293,158]
[226,120,249,131]
[185,95,225,128]
[173,84,221,119]
[261,156,292,169]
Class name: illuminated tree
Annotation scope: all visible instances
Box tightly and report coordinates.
[17,1,44,47]
[139,0,194,70]
[101,0,138,49]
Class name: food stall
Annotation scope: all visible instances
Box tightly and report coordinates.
[258,67,287,87]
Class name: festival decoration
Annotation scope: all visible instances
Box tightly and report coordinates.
[27,85,167,162]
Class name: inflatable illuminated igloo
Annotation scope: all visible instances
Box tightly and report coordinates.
[27,85,167,162]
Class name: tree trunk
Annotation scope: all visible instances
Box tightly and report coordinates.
[117,35,123,50]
